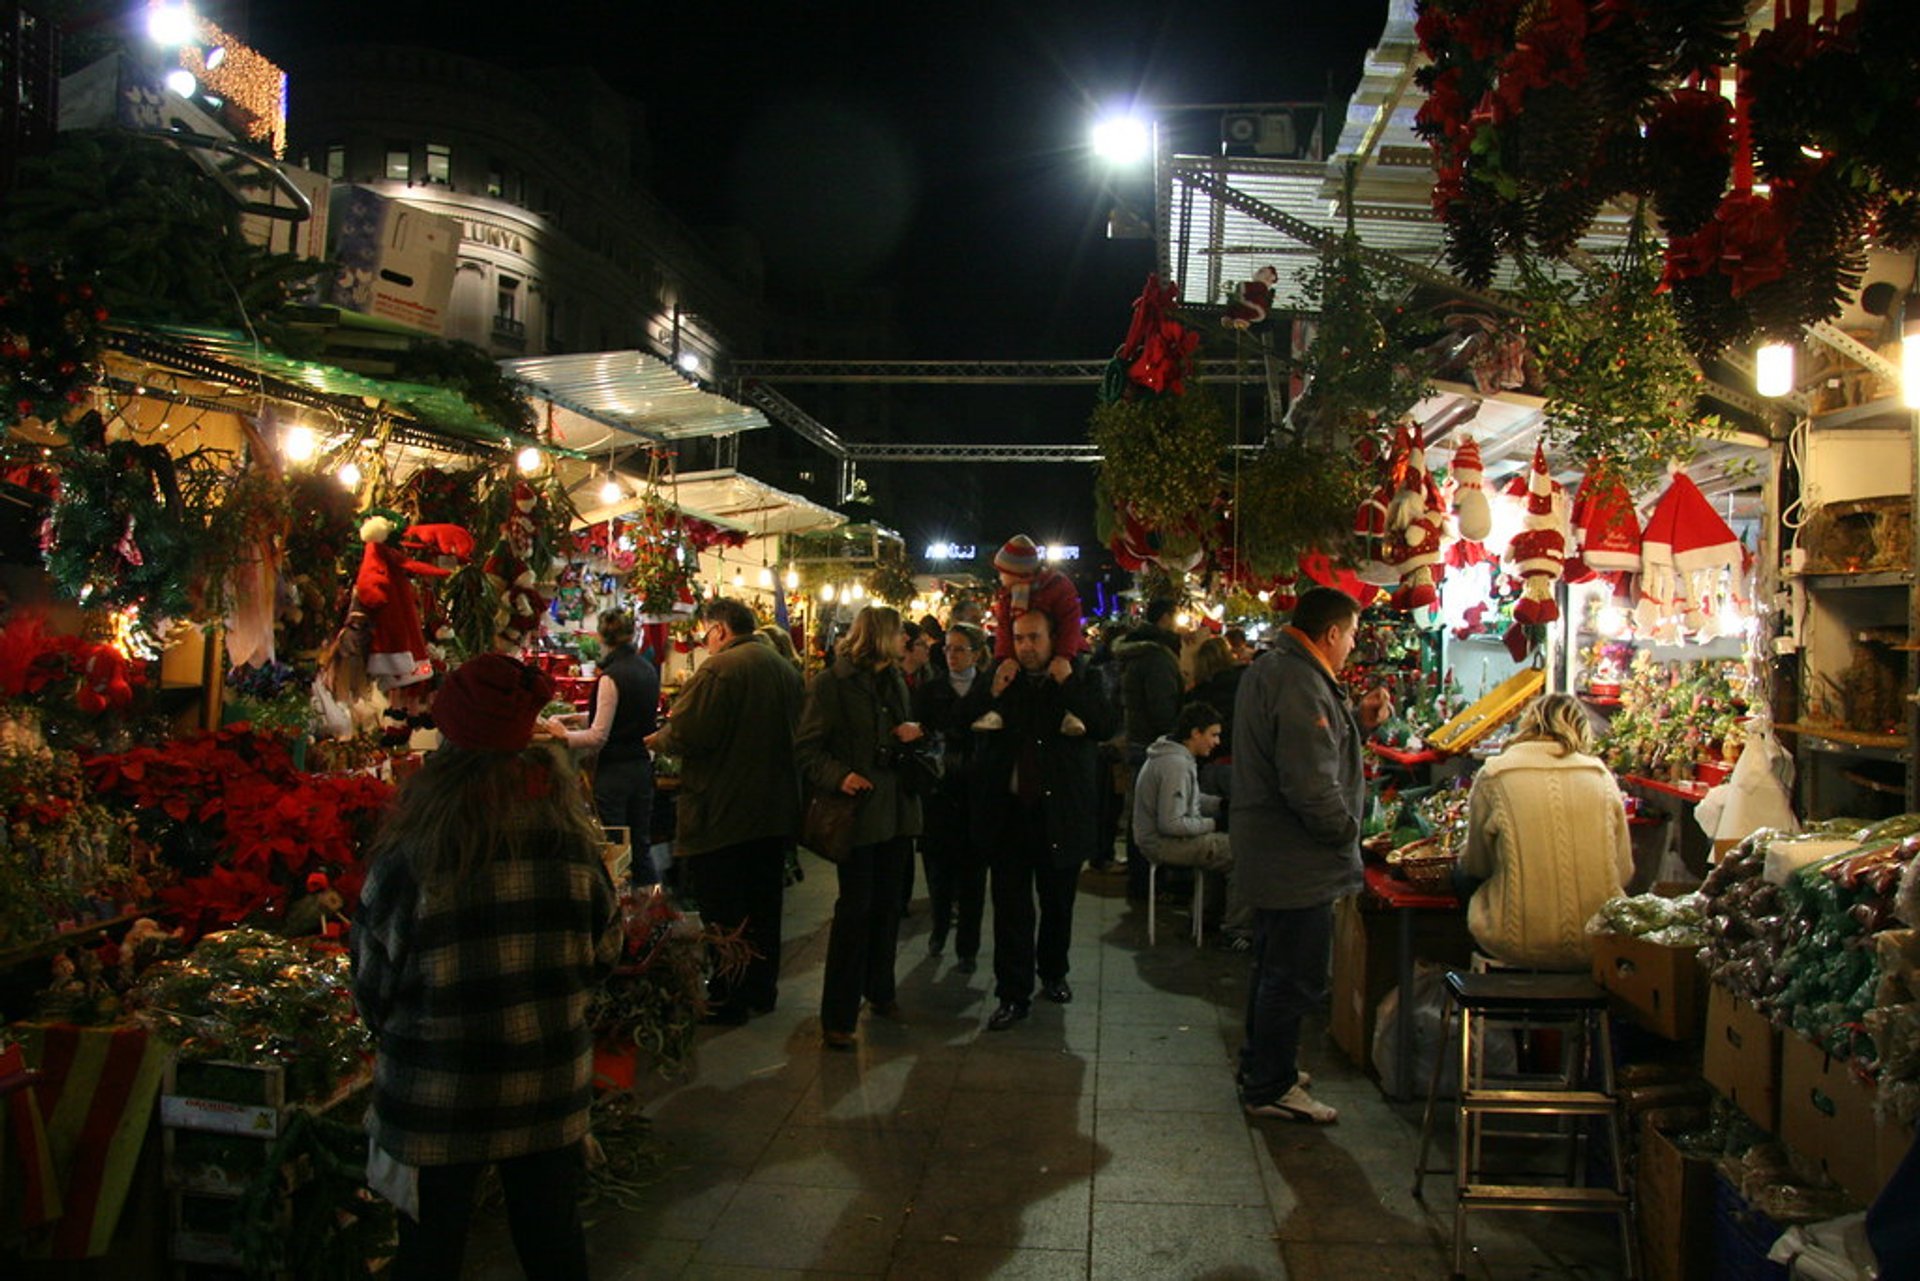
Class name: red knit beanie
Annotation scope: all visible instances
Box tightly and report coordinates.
[432,653,554,752]
[994,534,1041,576]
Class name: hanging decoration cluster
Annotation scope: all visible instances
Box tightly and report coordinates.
[0,261,106,427]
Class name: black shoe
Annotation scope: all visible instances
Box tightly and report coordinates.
[701,1006,749,1026]
[1040,980,1072,1004]
[986,1000,1029,1031]
[928,931,946,957]
[954,956,977,975]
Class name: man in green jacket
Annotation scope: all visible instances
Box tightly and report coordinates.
[648,597,805,1022]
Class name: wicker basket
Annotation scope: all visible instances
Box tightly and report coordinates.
[1395,854,1457,890]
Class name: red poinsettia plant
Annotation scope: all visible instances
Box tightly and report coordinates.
[0,611,146,716]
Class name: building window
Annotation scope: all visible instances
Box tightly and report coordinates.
[323,144,345,179]
[485,163,503,198]
[497,275,519,321]
[384,142,411,182]
[425,143,451,186]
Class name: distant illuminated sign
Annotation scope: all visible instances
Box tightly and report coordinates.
[925,543,977,560]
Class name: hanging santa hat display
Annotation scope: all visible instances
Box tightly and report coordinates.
[1505,443,1566,626]
[1383,433,1448,612]
[1450,435,1492,542]
[1637,469,1742,643]
[1565,468,1643,584]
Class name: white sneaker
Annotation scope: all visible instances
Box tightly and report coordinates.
[1245,1084,1337,1124]
[1059,711,1086,737]
[971,710,1004,731]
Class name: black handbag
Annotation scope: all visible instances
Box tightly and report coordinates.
[800,788,862,864]
[892,740,944,798]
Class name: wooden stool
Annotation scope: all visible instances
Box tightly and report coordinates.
[1411,970,1635,1280]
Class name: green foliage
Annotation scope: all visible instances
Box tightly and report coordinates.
[1088,387,1230,542]
[866,543,916,606]
[233,1110,394,1281]
[0,131,324,336]
[1292,224,1431,447]
[392,340,539,441]
[1235,440,1366,577]
[1518,226,1727,491]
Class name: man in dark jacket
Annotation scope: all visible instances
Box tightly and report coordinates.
[1114,598,1183,894]
[648,597,805,1022]
[1230,587,1390,1124]
[972,609,1117,1031]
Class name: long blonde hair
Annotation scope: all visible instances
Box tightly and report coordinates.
[1510,692,1593,757]
[1189,635,1234,688]
[840,605,902,670]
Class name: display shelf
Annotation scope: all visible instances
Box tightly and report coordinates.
[1368,743,1443,768]
[1621,774,1711,804]
[1628,815,1664,828]
[1795,571,1911,590]
[1774,722,1909,761]
[0,911,151,971]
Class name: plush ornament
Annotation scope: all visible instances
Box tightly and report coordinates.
[1222,265,1278,330]
[1637,469,1742,643]
[75,643,135,715]
[1565,468,1643,584]
[353,513,434,691]
[1270,571,1299,613]
[1383,434,1447,612]
[1504,443,1566,628]
[1450,435,1492,542]
[484,486,548,651]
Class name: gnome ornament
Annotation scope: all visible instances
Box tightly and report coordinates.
[1450,435,1492,542]
[353,513,435,691]
[1505,444,1566,626]
[484,483,547,651]
[1383,437,1447,612]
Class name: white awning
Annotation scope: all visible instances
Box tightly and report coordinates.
[502,350,767,443]
[570,467,846,535]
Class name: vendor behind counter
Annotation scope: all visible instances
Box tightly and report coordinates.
[1456,692,1634,970]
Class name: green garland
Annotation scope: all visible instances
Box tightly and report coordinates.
[232,1110,394,1281]
[1088,387,1229,545]
[1235,439,1367,577]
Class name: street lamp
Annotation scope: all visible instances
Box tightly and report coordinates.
[1091,114,1152,166]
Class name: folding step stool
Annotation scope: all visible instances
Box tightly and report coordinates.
[1410,970,1635,1280]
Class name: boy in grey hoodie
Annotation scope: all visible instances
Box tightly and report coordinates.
[1131,701,1249,939]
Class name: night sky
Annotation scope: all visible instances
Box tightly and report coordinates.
[238,0,1390,567]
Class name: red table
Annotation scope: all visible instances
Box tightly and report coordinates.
[1362,863,1462,1099]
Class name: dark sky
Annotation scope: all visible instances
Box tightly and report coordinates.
[238,0,1390,561]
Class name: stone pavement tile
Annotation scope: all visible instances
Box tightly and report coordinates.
[693,1182,909,1273]
[953,1047,1094,1095]
[1281,1239,1452,1280]
[785,1054,960,1130]
[588,1232,700,1279]
[1092,1108,1268,1206]
[750,1124,936,1189]
[654,1114,793,1168]
[1252,1126,1446,1247]
[588,1162,752,1241]
[1094,1061,1244,1114]
[1095,1021,1236,1067]
[900,1155,1092,1252]
[885,1242,1089,1280]
[1094,989,1226,1028]
[1087,1201,1284,1280]
[676,1266,875,1281]
[933,1090,1097,1169]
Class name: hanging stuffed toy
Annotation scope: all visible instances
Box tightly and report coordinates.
[483,482,548,650]
[1637,468,1742,642]
[1383,431,1447,612]
[1222,265,1278,330]
[1450,434,1492,542]
[1565,467,1643,585]
[1505,443,1566,627]
[353,511,436,693]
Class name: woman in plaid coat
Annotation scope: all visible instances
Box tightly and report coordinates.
[353,654,624,1281]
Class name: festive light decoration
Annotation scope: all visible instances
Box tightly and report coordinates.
[171,14,289,157]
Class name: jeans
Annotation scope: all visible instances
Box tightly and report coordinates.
[593,753,656,885]
[1238,902,1335,1104]
[685,836,786,1014]
[394,1141,586,1281]
[820,837,911,1034]
[990,806,1080,1003]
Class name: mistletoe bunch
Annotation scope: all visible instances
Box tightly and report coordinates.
[0,260,106,426]
[1088,388,1230,557]
[626,501,699,619]
[1234,439,1368,577]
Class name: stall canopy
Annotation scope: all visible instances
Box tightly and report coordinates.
[503,351,769,445]
[570,467,847,536]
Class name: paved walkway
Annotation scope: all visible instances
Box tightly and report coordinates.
[469,856,1624,1280]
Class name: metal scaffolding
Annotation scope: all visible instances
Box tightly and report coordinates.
[728,358,1271,384]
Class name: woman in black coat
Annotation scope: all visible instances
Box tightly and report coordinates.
[795,606,925,1050]
[912,621,993,970]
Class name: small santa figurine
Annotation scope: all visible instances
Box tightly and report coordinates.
[354,512,435,691]
[1505,443,1567,626]
[1383,438,1447,612]
[1222,265,1278,330]
[1450,435,1492,542]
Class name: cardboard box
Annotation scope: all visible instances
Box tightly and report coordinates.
[239,161,329,260]
[1702,984,1779,1131]
[1636,1113,1714,1281]
[1327,892,1476,1075]
[1591,933,1706,1040]
[1780,1032,1901,1205]
[324,185,460,335]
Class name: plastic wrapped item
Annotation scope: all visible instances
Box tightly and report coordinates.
[1767,1212,1878,1281]
[1765,836,1864,886]
[1585,890,1709,947]
[1370,961,1518,1097]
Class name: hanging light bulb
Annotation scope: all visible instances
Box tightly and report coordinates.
[1904,296,1920,410]
[164,68,198,97]
[1755,341,1795,398]
[282,424,316,463]
[599,474,622,505]
[337,462,363,490]
[850,581,866,601]
[516,445,543,474]
[758,566,774,588]
[785,566,800,590]
[820,583,836,602]
[731,568,744,588]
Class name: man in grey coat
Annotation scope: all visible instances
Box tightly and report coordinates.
[1230,587,1390,1123]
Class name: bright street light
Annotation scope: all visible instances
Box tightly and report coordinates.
[147,3,197,47]
[676,350,702,375]
[164,68,198,98]
[1091,114,1152,165]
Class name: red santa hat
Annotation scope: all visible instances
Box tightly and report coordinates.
[1637,469,1741,639]
[1568,470,1643,575]
[432,653,554,753]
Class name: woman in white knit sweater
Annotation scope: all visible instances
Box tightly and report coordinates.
[1457,693,1634,970]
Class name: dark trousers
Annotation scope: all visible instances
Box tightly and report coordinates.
[393,1140,586,1281]
[921,792,986,958]
[685,835,786,1014]
[820,837,911,1034]
[1238,902,1335,1105]
[1124,742,1152,899]
[593,754,655,885]
[990,806,1081,1003]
